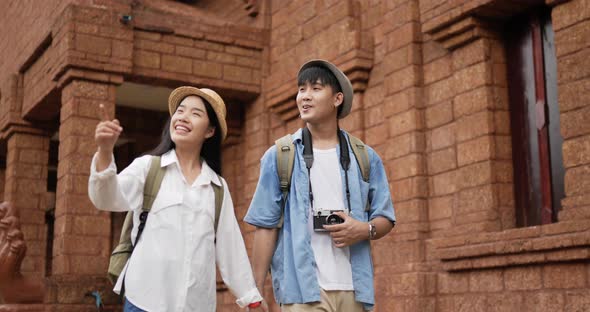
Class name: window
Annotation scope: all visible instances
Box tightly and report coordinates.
[505,8,565,227]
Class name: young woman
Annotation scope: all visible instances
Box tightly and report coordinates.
[89,86,265,312]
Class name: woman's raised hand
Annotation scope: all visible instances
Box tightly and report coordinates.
[95,104,123,154]
[94,104,123,172]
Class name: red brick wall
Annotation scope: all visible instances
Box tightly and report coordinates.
[0,0,135,75]
[5,1,265,121]
[228,96,277,310]
[419,0,590,311]
[52,80,115,277]
[132,29,262,93]
[421,36,513,238]
[554,0,590,221]
[0,0,265,308]
[3,132,51,279]
[0,0,73,76]
[235,0,590,311]
[190,0,268,28]
[1,0,589,310]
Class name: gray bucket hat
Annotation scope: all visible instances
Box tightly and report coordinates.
[298,59,354,119]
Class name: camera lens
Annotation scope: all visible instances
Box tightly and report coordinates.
[326,214,344,225]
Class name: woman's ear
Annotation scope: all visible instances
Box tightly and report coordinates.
[205,126,215,139]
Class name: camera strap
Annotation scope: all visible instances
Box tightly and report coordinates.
[302,127,352,215]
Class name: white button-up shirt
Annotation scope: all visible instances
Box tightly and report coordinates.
[88,149,262,312]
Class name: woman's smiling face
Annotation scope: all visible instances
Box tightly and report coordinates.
[169,95,215,148]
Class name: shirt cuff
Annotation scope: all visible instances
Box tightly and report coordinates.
[90,152,117,180]
[235,288,263,308]
[244,215,280,229]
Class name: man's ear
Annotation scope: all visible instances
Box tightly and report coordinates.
[334,92,344,109]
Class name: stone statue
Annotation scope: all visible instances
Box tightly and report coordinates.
[0,202,44,303]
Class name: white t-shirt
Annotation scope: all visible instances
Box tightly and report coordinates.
[307,147,354,291]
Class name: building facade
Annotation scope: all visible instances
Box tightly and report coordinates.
[0,0,588,311]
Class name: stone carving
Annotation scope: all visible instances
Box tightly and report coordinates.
[0,202,44,303]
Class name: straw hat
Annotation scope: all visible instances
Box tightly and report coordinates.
[168,86,227,141]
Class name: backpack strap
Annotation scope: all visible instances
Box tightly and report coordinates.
[119,156,165,296]
[115,211,134,254]
[347,134,372,212]
[211,175,224,236]
[348,135,370,183]
[133,155,165,246]
[275,134,295,228]
[125,156,165,248]
[142,156,165,213]
[273,133,372,219]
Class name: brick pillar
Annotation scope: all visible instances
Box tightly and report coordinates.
[375,1,434,311]
[52,79,114,276]
[3,129,50,279]
[552,0,590,221]
[447,35,509,233]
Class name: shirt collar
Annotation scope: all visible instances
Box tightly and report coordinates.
[160,149,222,186]
[292,128,303,144]
[291,128,350,145]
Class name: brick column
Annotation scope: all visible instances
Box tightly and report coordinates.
[552,0,590,221]
[423,15,514,235]
[3,128,50,279]
[52,79,115,276]
[446,35,510,233]
[373,1,434,311]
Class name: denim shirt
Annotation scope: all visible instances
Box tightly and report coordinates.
[244,129,396,310]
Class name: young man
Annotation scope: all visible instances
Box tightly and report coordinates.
[245,59,396,311]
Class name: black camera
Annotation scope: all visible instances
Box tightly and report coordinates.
[313,209,345,231]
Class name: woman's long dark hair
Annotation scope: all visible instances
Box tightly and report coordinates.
[147,98,222,175]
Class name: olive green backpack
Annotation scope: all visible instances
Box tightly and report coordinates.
[274,132,371,227]
[107,156,224,285]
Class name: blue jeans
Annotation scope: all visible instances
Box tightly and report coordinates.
[124,299,146,312]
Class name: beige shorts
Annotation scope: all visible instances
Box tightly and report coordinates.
[281,289,365,312]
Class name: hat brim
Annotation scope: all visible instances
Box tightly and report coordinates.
[168,86,227,141]
[298,59,353,119]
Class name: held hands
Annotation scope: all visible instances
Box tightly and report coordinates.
[323,212,368,248]
[95,104,123,154]
[246,300,269,311]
